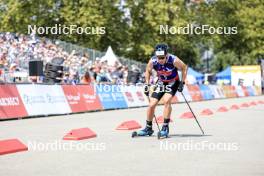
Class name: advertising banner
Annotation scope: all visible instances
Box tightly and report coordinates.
[199,85,214,100]
[0,85,28,119]
[176,86,192,102]
[187,85,203,101]
[246,86,255,96]
[208,85,225,99]
[222,85,238,98]
[235,86,245,97]
[122,85,148,107]
[231,65,262,86]
[17,84,71,116]
[62,85,102,112]
[96,84,128,109]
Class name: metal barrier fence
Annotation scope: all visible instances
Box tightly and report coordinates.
[56,40,147,71]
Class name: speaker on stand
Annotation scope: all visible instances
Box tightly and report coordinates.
[43,62,64,84]
[29,60,44,76]
[28,60,44,83]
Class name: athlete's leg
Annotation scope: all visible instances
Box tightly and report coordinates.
[147,97,159,121]
[136,85,164,136]
[162,80,180,120]
[158,80,180,137]
[136,97,159,136]
[157,93,174,137]
[162,93,174,120]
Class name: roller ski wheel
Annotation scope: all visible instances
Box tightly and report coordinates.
[131,131,137,138]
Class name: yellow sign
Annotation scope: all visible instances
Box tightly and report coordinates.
[231,65,261,73]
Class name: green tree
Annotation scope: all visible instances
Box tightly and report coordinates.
[126,0,200,66]
[59,0,129,55]
[0,0,59,35]
[0,0,263,71]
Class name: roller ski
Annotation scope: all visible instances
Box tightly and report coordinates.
[131,126,154,138]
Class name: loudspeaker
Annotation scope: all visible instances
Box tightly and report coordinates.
[44,62,64,84]
[29,60,43,76]
[44,71,63,78]
[45,63,64,72]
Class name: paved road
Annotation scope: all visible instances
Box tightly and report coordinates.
[1,96,264,176]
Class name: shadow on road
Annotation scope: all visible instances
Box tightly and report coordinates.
[169,134,212,138]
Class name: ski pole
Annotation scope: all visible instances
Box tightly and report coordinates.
[181,92,205,135]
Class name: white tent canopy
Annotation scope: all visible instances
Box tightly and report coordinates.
[100,46,120,66]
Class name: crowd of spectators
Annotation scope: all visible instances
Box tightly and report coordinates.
[0,32,144,84]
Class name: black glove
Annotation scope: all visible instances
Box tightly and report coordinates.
[144,84,150,96]
[178,81,185,92]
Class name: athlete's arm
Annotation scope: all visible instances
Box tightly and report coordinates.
[174,57,187,82]
[145,59,153,84]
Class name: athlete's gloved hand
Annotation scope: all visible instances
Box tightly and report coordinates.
[144,84,151,96]
[178,81,185,92]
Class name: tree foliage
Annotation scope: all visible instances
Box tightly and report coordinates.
[0,0,263,72]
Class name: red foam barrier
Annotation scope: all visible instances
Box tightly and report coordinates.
[250,101,257,106]
[116,120,141,130]
[63,128,97,140]
[180,112,194,119]
[217,106,229,112]
[240,103,250,108]
[200,109,213,116]
[230,104,240,110]
[0,139,28,155]
[258,100,264,104]
[156,116,173,123]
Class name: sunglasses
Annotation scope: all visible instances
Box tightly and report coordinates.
[157,56,166,60]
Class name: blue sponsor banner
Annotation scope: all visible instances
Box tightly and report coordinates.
[246,86,255,96]
[199,85,214,100]
[95,84,128,109]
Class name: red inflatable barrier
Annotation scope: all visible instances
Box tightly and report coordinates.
[230,104,240,110]
[116,120,141,130]
[180,112,194,119]
[156,116,173,123]
[200,109,214,116]
[258,100,264,104]
[240,103,250,108]
[0,139,28,155]
[63,128,97,140]
[217,106,229,112]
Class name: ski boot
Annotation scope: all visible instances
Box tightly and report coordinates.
[132,126,154,138]
[157,125,169,139]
